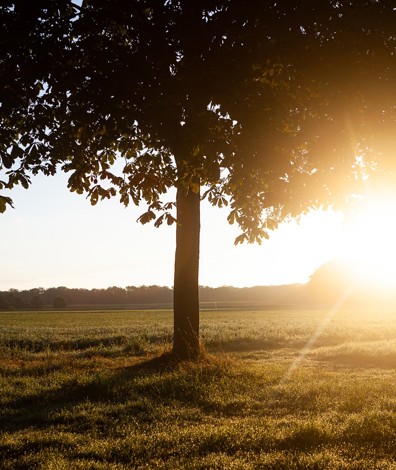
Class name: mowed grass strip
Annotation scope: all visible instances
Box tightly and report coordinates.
[1,308,396,468]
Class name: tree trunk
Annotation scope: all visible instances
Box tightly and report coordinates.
[173,184,200,360]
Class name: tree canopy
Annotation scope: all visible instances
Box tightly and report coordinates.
[2,0,396,357]
[3,1,395,223]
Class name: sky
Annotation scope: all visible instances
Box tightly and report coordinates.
[0,172,346,291]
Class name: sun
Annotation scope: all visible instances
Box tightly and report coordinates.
[343,190,396,290]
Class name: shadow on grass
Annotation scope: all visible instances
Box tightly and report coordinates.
[0,352,224,434]
[123,351,180,372]
[313,351,396,369]
[205,336,292,353]
[2,352,396,467]
[311,342,396,369]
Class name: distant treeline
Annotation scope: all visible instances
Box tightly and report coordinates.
[3,260,394,310]
[0,284,306,310]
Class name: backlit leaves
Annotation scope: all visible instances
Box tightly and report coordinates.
[139,200,176,227]
[0,196,13,213]
[1,0,395,244]
[137,210,156,225]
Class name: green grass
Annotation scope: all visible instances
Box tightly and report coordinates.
[1,308,396,468]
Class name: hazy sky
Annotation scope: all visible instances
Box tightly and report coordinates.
[0,172,345,290]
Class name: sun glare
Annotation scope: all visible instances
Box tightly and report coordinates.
[343,191,396,290]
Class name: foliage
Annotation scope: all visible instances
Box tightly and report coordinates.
[30,294,44,309]
[2,1,396,235]
[0,285,175,309]
[1,308,396,468]
[52,296,67,309]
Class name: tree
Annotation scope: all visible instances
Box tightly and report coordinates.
[307,259,358,304]
[30,294,44,309]
[53,296,67,308]
[1,1,396,358]
[308,258,396,306]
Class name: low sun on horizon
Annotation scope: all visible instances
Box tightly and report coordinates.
[306,188,396,303]
[341,190,396,291]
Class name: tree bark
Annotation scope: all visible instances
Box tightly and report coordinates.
[173,184,200,360]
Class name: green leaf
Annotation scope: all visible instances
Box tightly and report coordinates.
[166,214,176,225]
[220,197,228,207]
[0,196,14,213]
[19,175,29,190]
[137,210,156,225]
[120,192,129,207]
[227,210,235,225]
[154,215,163,228]
[90,189,99,205]
[11,146,22,160]
[2,152,14,169]
[234,233,247,245]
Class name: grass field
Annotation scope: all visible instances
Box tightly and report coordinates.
[1,307,396,469]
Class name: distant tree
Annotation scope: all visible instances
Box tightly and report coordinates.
[2,290,27,310]
[0,293,13,311]
[44,286,70,305]
[30,295,44,309]
[308,260,355,303]
[1,1,396,358]
[308,257,396,306]
[105,286,127,304]
[53,296,67,308]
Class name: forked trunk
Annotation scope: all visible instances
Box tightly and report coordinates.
[173,184,200,360]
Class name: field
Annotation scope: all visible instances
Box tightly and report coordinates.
[1,307,396,469]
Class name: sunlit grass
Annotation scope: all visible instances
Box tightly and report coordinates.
[1,308,396,468]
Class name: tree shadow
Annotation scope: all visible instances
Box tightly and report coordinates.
[205,336,292,353]
[0,335,303,437]
[124,351,180,373]
[0,336,291,438]
[0,352,211,435]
